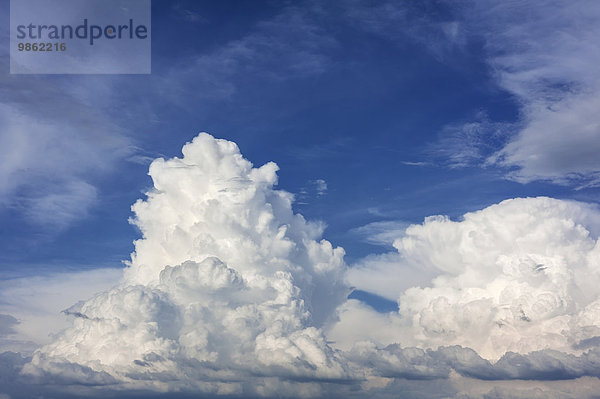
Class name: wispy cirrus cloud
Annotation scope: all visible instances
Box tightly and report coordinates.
[430,111,514,169]
[161,5,337,103]
[448,1,600,187]
[350,220,409,247]
[0,61,134,230]
[341,0,468,62]
[297,179,329,204]
[393,0,600,187]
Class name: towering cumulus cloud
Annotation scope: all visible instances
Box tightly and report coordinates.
[342,197,600,360]
[398,198,600,359]
[23,134,347,396]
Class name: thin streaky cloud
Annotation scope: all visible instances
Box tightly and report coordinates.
[469,0,600,185]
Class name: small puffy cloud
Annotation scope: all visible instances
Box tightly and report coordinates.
[313,179,328,197]
[297,179,329,204]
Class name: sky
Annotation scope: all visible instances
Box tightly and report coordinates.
[1,0,600,398]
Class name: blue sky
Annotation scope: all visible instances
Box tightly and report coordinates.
[2,1,600,398]
[2,0,596,274]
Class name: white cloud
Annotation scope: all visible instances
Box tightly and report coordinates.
[342,0,467,62]
[432,112,513,169]
[161,6,337,103]
[345,250,438,302]
[346,220,439,301]
[0,315,18,336]
[20,181,98,230]
[0,77,132,230]
[405,1,600,186]
[4,2,600,397]
[11,134,600,398]
[337,197,600,361]
[325,299,406,351]
[0,268,122,353]
[350,220,409,247]
[468,1,600,185]
[23,133,348,396]
[450,376,600,399]
[313,179,328,197]
[489,93,600,186]
[401,161,429,167]
[297,179,329,204]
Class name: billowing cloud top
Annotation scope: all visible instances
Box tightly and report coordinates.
[15,134,600,398]
[23,133,348,397]
[344,198,600,358]
[125,133,346,325]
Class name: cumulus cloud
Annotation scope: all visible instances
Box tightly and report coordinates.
[23,133,348,396]
[13,134,600,398]
[340,197,600,361]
